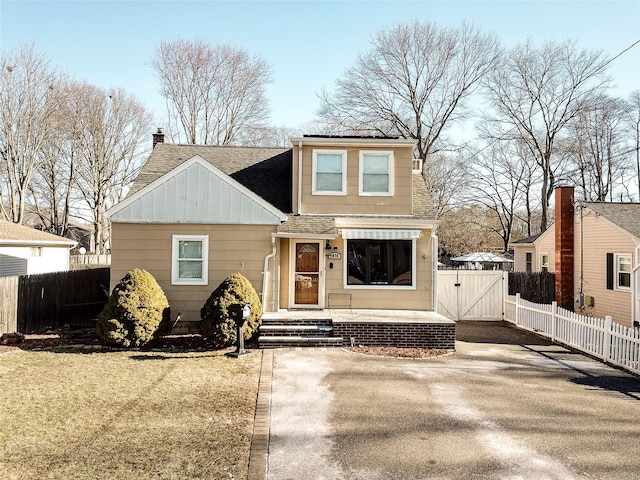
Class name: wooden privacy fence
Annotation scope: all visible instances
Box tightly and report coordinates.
[508,271,555,303]
[505,293,640,375]
[16,268,110,333]
[0,276,19,334]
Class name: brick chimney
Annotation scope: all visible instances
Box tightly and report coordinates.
[555,186,574,310]
[152,128,165,149]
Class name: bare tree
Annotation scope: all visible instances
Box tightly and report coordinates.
[423,151,469,218]
[466,142,529,252]
[0,44,63,223]
[151,39,272,145]
[69,82,152,252]
[317,21,501,162]
[483,39,610,231]
[568,95,631,201]
[629,90,640,200]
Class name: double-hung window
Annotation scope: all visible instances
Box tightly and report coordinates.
[616,254,631,289]
[172,235,208,285]
[359,151,393,195]
[312,150,347,195]
[525,252,532,272]
[540,253,549,272]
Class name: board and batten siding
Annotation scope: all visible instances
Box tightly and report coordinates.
[576,211,637,327]
[110,223,276,322]
[109,158,286,226]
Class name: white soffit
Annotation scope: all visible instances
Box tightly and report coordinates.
[107,155,287,225]
[340,229,421,240]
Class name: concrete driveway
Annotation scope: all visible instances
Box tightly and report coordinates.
[265,322,640,480]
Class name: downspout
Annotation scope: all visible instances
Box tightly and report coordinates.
[262,235,277,312]
[297,141,303,214]
[633,244,640,328]
[431,226,438,312]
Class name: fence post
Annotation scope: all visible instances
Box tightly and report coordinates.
[551,301,557,342]
[604,315,612,362]
[515,293,521,326]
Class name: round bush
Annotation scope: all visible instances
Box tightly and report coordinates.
[97,268,171,347]
[200,272,263,346]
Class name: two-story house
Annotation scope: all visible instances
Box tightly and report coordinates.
[107,133,452,346]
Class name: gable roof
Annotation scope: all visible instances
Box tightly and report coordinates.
[583,202,640,240]
[512,233,542,245]
[129,143,292,213]
[108,155,287,225]
[0,220,76,246]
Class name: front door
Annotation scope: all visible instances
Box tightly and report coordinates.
[292,241,323,308]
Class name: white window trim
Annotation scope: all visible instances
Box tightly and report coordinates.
[359,150,394,196]
[312,149,347,195]
[172,234,209,286]
[539,252,549,272]
[615,253,631,290]
[342,238,416,290]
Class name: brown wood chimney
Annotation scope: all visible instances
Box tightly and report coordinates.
[152,128,165,149]
[555,186,574,310]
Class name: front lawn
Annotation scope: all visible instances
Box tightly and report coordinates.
[0,349,261,479]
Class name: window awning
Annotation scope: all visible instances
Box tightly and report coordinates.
[340,229,421,240]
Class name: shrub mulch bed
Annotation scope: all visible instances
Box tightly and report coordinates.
[0,327,236,354]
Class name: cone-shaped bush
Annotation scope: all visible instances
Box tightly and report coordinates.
[97,268,171,347]
[200,272,262,346]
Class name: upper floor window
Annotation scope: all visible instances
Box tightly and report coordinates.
[359,151,393,196]
[172,234,208,285]
[312,150,347,195]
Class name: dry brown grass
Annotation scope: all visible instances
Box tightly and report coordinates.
[0,349,261,479]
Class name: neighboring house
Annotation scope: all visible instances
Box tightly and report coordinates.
[106,135,438,329]
[512,228,554,273]
[0,220,76,277]
[513,189,640,329]
[450,252,513,271]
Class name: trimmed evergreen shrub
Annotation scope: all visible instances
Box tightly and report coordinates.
[97,268,171,347]
[200,272,263,346]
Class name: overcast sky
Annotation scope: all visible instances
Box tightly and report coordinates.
[1,0,639,130]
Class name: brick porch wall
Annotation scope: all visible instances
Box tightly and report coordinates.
[333,322,455,350]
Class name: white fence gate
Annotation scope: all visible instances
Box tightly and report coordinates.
[437,271,506,321]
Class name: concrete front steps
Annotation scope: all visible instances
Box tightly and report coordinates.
[258,317,343,348]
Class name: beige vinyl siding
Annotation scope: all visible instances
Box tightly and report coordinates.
[576,212,636,327]
[294,144,414,215]
[111,223,276,322]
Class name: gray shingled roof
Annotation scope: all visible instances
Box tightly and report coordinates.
[512,233,543,244]
[277,215,336,235]
[583,202,640,240]
[130,143,292,213]
[0,220,76,245]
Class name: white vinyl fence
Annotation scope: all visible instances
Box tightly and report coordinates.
[505,293,640,375]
